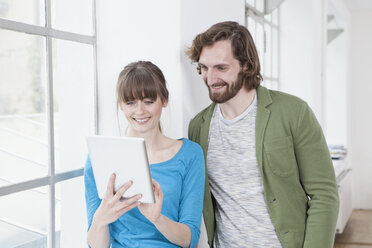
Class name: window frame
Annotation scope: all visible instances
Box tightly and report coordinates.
[245,0,280,90]
[0,0,98,247]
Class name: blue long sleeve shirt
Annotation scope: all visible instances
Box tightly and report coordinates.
[84,138,205,248]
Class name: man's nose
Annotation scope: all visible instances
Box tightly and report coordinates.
[206,69,217,84]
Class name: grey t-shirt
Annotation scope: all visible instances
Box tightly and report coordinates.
[207,94,282,247]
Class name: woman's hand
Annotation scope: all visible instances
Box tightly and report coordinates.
[92,173,142,227]
[138,179,164,223]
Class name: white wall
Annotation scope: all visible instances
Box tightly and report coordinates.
[96,0,182,139]
[325,0,350,146]
[349,10,372,209]
[96,0,245,139]
[325,32,349,145]
[279,0,327,125]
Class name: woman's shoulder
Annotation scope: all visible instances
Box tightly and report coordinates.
[180,138,204,156]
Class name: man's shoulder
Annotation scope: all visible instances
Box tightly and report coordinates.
[260,87,308,112]
[269,88,306,105]
[188,103,215,141]
[189,103,215,127]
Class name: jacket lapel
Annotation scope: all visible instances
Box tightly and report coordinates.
[255,86,272,175]
[199,103,216,156]
[199,103,217,246]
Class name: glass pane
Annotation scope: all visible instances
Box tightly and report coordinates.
[271,80,279,90]
[256,23,264,76]
[247,17,256,42]
[0,29,48,185]
[264,24,272,78]
[51,0,93,35]
[264,12,272,22]
[0,0,45,26]
[256,0,264,13]
[56,177,87,247]
[272,8,279,26]
[262,80,272,89]
[272,28,279,78]
[246,0,255,7]
[0,186,48,247]
[52,39,95,173]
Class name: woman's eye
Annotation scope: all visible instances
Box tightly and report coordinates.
[126,101,134,105]
[144,100,154,104]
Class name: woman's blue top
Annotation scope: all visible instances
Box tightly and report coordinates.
[84,138,205,247]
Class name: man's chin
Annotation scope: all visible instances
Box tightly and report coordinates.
[209,93,229,104]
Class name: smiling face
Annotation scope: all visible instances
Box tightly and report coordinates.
[116,61,169,135]
[120,97,167,134]
[198,40,244,103]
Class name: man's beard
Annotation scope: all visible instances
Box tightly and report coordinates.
[205,75,244,104]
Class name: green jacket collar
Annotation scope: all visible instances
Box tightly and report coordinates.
[200,85,273,121]
[255,86,272,173]
[199,85,273,170]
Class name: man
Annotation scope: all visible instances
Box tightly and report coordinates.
[186,21,339,248]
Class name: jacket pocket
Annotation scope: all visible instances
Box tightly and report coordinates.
[264,136,297,177]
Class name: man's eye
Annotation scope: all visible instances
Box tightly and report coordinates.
[218,66,227,71]
[200,65,207,71]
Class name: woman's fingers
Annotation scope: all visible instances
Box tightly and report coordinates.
[152,179,159,187]
[117,201,140,217]
[152,179,160,192]
[118,194,142,209]
[113,180,133,202]
[104,173,116,198]
[152,179,163,200]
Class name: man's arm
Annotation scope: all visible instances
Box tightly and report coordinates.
[294,103,339,248]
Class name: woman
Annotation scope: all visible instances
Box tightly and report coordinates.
[84,61,205,248]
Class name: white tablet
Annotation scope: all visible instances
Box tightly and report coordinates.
[86,135,155,203]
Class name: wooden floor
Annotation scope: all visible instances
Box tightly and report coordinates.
[334,210,372,248]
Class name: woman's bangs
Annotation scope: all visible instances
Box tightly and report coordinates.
[123,74,158,102]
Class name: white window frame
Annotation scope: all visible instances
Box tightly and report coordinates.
[0,0,98,247]
[245,0,280,90]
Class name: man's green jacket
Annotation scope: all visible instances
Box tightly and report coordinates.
[188,86,339,248]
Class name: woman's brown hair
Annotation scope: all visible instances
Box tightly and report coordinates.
[117,61,169,106]
[116,61,169,133]
[186,21,262,91]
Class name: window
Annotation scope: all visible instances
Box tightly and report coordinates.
[0,0,97,247]
[246,0,280,90]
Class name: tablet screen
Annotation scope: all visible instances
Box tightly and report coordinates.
[86,135,155,203]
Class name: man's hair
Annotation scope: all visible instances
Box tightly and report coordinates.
[186,21,262,90]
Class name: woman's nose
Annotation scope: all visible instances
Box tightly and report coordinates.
[135,101,145,113]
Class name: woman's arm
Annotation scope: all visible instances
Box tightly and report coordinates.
[153,214,191,247]
[87,174,142,248]
[87,219,110,248]
[138,180,192,247]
